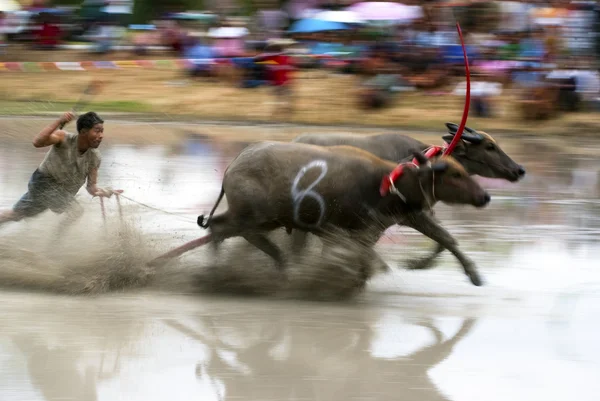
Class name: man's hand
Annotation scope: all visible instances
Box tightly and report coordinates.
[94,188,124,198]
[59,111,75,127]
[32,112,71,148]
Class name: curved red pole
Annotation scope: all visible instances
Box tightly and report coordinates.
[444,22,471,156]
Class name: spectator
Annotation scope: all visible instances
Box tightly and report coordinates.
[160,20,185,55]
[184,34,217,78]
[37,13,61,50]
[519,27,546,62]
[254,41,295,119]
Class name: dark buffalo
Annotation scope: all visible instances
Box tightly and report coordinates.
[198,141,490,286]
[294,123,526,182]
[292,123,526,272]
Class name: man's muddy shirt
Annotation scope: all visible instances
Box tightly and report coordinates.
[38,132,101,195]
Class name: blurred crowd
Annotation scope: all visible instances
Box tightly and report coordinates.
[1,0,600,119]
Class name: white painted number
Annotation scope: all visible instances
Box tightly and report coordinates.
[291,160,328,228]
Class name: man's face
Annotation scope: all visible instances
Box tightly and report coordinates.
[86,123,104,148]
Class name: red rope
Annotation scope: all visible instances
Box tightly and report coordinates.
[443,22,471,156]
[147,234,213,267]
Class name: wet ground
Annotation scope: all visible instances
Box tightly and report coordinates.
[1,119,600,401]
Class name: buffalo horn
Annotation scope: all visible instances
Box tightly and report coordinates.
[461,132,484,144]
[445,122,483,144]
[445,122,477,135]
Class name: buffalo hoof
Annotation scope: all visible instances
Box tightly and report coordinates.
[466,268,484,287]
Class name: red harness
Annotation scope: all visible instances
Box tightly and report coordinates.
[379,145,446,197]
[412,145,446,165]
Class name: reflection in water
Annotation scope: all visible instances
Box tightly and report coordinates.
[12,335,98,401]
[1,295,483,401]
[165,312,476,401]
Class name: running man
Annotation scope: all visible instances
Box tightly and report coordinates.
[0,111,122,229]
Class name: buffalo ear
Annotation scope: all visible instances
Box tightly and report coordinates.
[431,162,449,173]
[411,150,429,165]
[442,134,454,144]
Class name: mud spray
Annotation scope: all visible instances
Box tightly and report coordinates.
[0,204,385,300]
[0,202,154,295]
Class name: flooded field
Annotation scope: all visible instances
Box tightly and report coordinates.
[1,118,600,401]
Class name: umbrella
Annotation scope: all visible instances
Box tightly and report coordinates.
[346,2,423,22]
[313,10,364,24]
[288,18,349,33]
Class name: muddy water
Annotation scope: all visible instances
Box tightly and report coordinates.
[1,120,600,401]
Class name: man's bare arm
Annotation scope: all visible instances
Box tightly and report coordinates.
[32,112,74,148]
[87,167,123,198]
[86,167,100,196]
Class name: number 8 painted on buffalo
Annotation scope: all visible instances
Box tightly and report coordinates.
[291,160,328,228]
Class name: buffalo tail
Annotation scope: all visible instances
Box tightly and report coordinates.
[198,186,225,229]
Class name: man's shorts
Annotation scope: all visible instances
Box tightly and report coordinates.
[13,169,76,217]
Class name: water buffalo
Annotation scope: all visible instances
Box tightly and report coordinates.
[294,123,526,182]
[292,122,526,272]
[197,141,490,286]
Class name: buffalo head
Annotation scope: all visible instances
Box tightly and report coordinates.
[443,122,526,183]
[411,152,491,208]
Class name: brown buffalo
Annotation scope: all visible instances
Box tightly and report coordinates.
[198,141,490,286]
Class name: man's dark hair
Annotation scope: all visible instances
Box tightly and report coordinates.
[77,112,104,133]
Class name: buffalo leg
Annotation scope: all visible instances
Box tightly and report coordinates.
[321,231,390,279]
[207,212,238,260]
[243,232,286,270]
[209,211,287,271]
[406,243,445,270]
[406,212,447,270]
[348,229,391,274]
[405,212,483,286]
[350,233,391,274]
[290,229,309,255]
